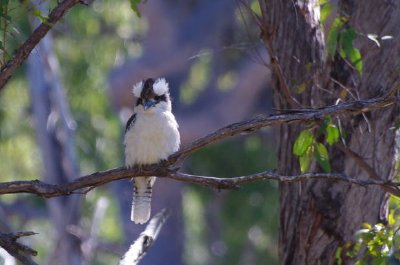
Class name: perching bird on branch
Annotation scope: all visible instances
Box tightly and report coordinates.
[124,78,180,224]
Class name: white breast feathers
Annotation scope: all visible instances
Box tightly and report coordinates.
[124,110,180,167]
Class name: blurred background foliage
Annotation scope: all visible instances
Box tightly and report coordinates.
[4,0,272,264]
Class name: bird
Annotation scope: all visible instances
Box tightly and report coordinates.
[124,78,180,224]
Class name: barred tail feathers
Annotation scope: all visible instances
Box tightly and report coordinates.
[131,177,155,224]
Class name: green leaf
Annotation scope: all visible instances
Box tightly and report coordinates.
[340,29,357,53]
[320,2,333,24]
[388,210,396,226]
[327,17,347,58]
[362,223,372,229]
[336,247,343,265]
[293,130,314,156]
[314,142,331,172]
[130,0,142,17]
[32,9,49,23]
[299,146,313,173]
[326,124,339,145]
[348,47,363,75]
[339,28,363,75]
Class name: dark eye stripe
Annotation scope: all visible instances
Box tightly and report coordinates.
[154,95,167,102]
[136,95,167,106]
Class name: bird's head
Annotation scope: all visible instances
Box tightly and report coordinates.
[132,78,171,113]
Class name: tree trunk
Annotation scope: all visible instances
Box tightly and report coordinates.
[27,34,82,265]
[260,0,400,264]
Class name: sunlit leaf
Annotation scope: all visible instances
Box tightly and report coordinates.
[362,223,372,229]
[320,2,333,24]
[32,9,49,23]
[388,210,396,226]
[299,146,313,173]
[348,48,363,75]
[293,130,314,156]
[326,124,339,145]
[130,0,142,17]
[314,142,331,172]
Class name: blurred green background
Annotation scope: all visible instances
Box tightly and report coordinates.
[0,0,279,264]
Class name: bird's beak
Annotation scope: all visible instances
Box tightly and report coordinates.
[143,99,156,110]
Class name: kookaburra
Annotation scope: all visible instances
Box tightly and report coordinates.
[124,78,180,224]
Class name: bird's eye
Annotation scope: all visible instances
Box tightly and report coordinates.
[154,95,163,101]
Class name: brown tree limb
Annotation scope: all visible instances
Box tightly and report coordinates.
[169,90,397,164]
[0,231,38,265]
[0,92,398,198]
[0,0,81,90]
[1,167,400,197]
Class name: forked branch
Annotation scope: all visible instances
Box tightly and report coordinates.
[0,231,38,265]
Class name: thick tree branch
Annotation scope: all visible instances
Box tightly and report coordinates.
[0,93,398,198]
[0,0,81,90]
[1,168,400,197]
[0,231,38,265]
[169,90,398,164]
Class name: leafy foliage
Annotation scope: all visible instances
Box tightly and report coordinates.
[293,117,340,173]
[337,197,400,265]
[327,16,363,75]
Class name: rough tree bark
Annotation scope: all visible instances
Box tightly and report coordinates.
[261,0,400,264]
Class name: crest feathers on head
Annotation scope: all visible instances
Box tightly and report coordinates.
[153,78,169,95]
[132,81,144,98]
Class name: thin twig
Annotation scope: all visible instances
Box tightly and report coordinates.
[167,171,400,195]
